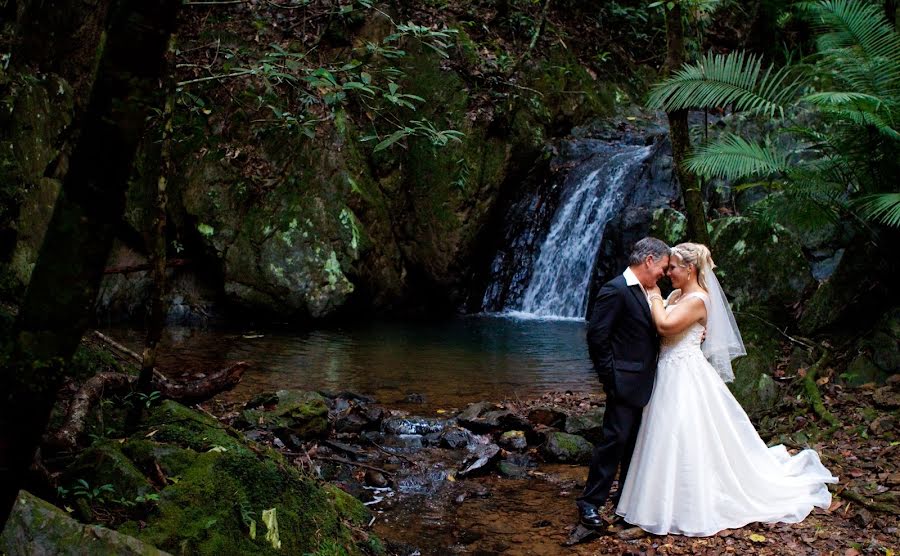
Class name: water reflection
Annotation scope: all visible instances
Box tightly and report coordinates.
[104,316,595,411]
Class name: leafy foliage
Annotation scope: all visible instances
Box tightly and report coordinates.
[647,0,900,229]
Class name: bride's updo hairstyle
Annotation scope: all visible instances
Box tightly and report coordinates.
[670,243,715,291]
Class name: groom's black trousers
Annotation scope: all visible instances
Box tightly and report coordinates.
[578,389,643,508]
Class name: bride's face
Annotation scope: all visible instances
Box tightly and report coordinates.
[667,255,693,289]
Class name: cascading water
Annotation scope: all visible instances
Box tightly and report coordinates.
[482,143,652,319]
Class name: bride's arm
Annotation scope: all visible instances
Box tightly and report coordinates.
[647,287,707,336]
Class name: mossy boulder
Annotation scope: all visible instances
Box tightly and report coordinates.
[799,244,889,335]
[238,390,329,440]
[649,207,687,247]
[843,354,887,386]
[542,432,593,463]
[729,313,782,413]
[65,441,155,501]
[1,491,170,556]
[709,217,813,310]
[105,401,375,555]
[564,409,606,443]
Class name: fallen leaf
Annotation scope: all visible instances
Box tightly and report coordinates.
[748,533,766,543]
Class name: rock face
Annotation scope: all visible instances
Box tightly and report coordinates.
[0,75,73,297]
[709,217,813,311]
[1,491,171,556]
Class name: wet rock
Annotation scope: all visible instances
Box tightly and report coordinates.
[565,408,605,442]
[403,392,426,404]
[869,415,897,437]
[365,470,390,488]
[497,461,528,478]
[423,431,443,446]
[333,404,383,433]
[527,406,566,428]
[874,386,900,409]
[458,443,501,477]
[499,430,528,451]
[460,409,533,435]
[564,524,600,546]
[237,389,329,439]
[383,416,448,435]
[456,401,498,422]
[543,432,593,464]
[440,426,475,449]
[332,411,370,434]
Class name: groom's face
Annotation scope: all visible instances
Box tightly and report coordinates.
[644,255,670,286]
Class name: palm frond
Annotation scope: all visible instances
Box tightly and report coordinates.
[855,193,900,227]
[818,105,900,140]
[685,134,789,180]
[646,51,803,118]
[801,91,885,110]
[800,0,900,61]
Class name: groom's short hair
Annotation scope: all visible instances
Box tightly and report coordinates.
[628,237,670,266]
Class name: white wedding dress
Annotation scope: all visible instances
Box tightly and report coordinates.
[615,291,838,537]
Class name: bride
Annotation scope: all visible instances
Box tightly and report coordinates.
[615,242,837,537]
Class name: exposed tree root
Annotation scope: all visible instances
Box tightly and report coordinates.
[840,488,900,516]
[803,350,841,428]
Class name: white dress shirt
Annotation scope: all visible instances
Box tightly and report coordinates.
[623,266,651,307]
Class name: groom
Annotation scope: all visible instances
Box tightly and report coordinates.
[577,237,670,528]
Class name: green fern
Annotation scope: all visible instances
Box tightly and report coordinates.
[855,193,900,227]
[646,51,803,117]
[799,0,900,65]
[686,134,790,180]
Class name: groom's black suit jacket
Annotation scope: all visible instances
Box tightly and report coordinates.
[587,274,660,408]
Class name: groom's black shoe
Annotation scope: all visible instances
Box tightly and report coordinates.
[577,502,604,529]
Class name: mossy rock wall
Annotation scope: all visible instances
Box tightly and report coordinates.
[0,73,74,296]
[709,216,813,311]
[163,19,614,319]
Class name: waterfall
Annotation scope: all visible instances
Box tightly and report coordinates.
[483,144,651,319]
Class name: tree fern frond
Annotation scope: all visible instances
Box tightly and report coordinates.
[646,51,803,117]
[854,193,900,227]
[686,134,789,180]
[818,105,900,140]
[799,0,900,64]
[801,91,886,110]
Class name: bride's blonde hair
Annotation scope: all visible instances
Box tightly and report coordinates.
[670,242,716,291]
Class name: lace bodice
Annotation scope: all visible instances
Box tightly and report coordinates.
[659,291,708,362]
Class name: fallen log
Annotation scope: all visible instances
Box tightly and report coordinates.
[48,362,249,451]
[49,372,136,451]
[154,361,249,403]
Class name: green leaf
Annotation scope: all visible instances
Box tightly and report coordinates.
[373,129,410,152]
[686,134,789,180]
[646,51,803,118]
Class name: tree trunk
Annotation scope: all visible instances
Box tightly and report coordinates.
[0,0,180,529]
[664,3,710,246]
[130,34,178,429]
